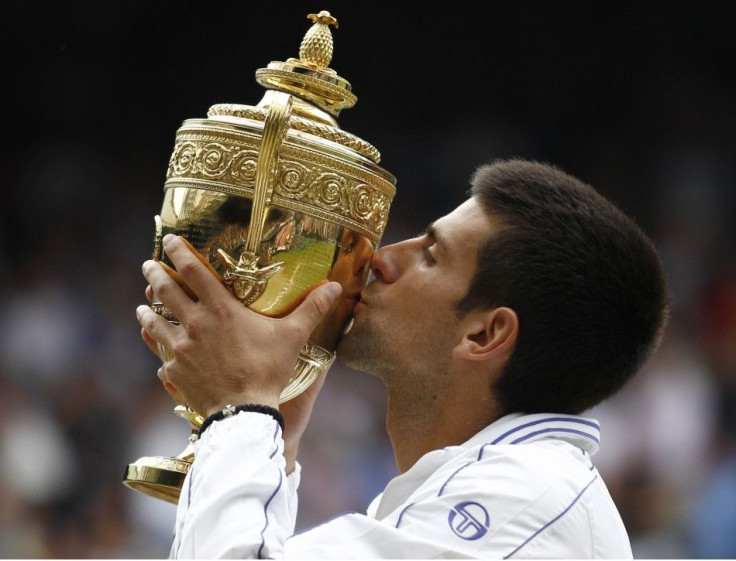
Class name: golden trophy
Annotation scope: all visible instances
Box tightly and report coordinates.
[123,10,396,503]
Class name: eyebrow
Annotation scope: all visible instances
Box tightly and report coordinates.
[424,222,446,252]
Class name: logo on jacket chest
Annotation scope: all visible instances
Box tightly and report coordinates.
[448,501,490,540]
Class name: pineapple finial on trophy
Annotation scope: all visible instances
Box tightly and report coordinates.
[256,10,356,118]
[300,11,338,69]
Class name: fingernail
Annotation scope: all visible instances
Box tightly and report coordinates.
[325,282,342,301]
[142,260,152,273]
[162,234,175,247]
[136,305,148,319]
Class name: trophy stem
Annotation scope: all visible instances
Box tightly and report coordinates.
[280,342,335,402]
[122,343,334,503]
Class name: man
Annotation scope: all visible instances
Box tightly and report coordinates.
[137,158,669,558]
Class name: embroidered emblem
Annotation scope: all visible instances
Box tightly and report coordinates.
[448,501,490,541]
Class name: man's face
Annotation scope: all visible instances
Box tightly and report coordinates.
[337,198,492,389]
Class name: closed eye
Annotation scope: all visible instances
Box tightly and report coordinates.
[419,222,440,265]
[423,242,436,264]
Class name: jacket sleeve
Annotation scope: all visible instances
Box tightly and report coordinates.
[170,411,297,559]
[168,410,482,559]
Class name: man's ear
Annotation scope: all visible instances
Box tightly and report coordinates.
[452,307,518,362]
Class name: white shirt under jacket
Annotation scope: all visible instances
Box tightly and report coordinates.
[170,411,632,559]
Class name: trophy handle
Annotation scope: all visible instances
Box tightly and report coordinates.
[204,90,293,307]
[245,89,292,256]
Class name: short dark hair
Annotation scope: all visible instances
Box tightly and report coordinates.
[456,158,669,415]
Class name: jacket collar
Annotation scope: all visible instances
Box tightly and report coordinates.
[371,412,600,520]
[464,412,601,455]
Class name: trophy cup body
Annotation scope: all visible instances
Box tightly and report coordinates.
[123,11,396,504]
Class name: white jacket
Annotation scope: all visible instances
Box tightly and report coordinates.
[170,411,632,558]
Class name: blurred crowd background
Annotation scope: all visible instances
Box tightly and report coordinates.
[1,1,735,557]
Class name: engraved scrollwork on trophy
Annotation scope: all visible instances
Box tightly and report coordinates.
[230,149,260,185]
[311,172,350,212]
[283,143,392,195]
[198,142,233,178]
[168,140,258,185]
[371,194,391,235]
[276,161,312,197]
[169,141,198,177]
[299,342,336,368]
[165,132,394,244]
[350,183,375,221]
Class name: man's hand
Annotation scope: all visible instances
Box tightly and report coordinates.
[136,234,342,419]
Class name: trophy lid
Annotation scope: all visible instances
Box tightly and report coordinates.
[255,11,357,118]
[206,10,383,163]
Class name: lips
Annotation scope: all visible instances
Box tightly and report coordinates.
[351,288,373,313]
[349,291,366,313]
[340,290,363,315]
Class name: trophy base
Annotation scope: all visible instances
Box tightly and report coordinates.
[122,456,192,505]
[123,344,335,504]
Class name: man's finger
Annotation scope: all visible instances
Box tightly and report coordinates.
[287,281,342,338]
[141,327,162,360]
[162,380,187,405]
[162,235,228,305]
[159,261,199,301]
[136,305,179,349]
[143,259,196,321]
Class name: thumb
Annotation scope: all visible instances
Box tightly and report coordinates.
[288,281,342,336]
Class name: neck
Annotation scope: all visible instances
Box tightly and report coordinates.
[384,375,498,473]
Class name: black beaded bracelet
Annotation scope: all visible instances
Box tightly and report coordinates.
[198,404,285,436]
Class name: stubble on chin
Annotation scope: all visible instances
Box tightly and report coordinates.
[336,320,385,376]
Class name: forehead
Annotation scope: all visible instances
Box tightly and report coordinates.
[432,198,493,249]
[429,198,497,277]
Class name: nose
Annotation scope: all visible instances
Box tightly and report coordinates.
[370,239,410,284]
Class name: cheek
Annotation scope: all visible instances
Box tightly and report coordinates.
[401,279,457,317]
[390,296,454,339]
[378,274,462,333]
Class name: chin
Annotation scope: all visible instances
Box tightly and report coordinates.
[335,330,358,363]
[335,311,398,373]
[336,328,375,372]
